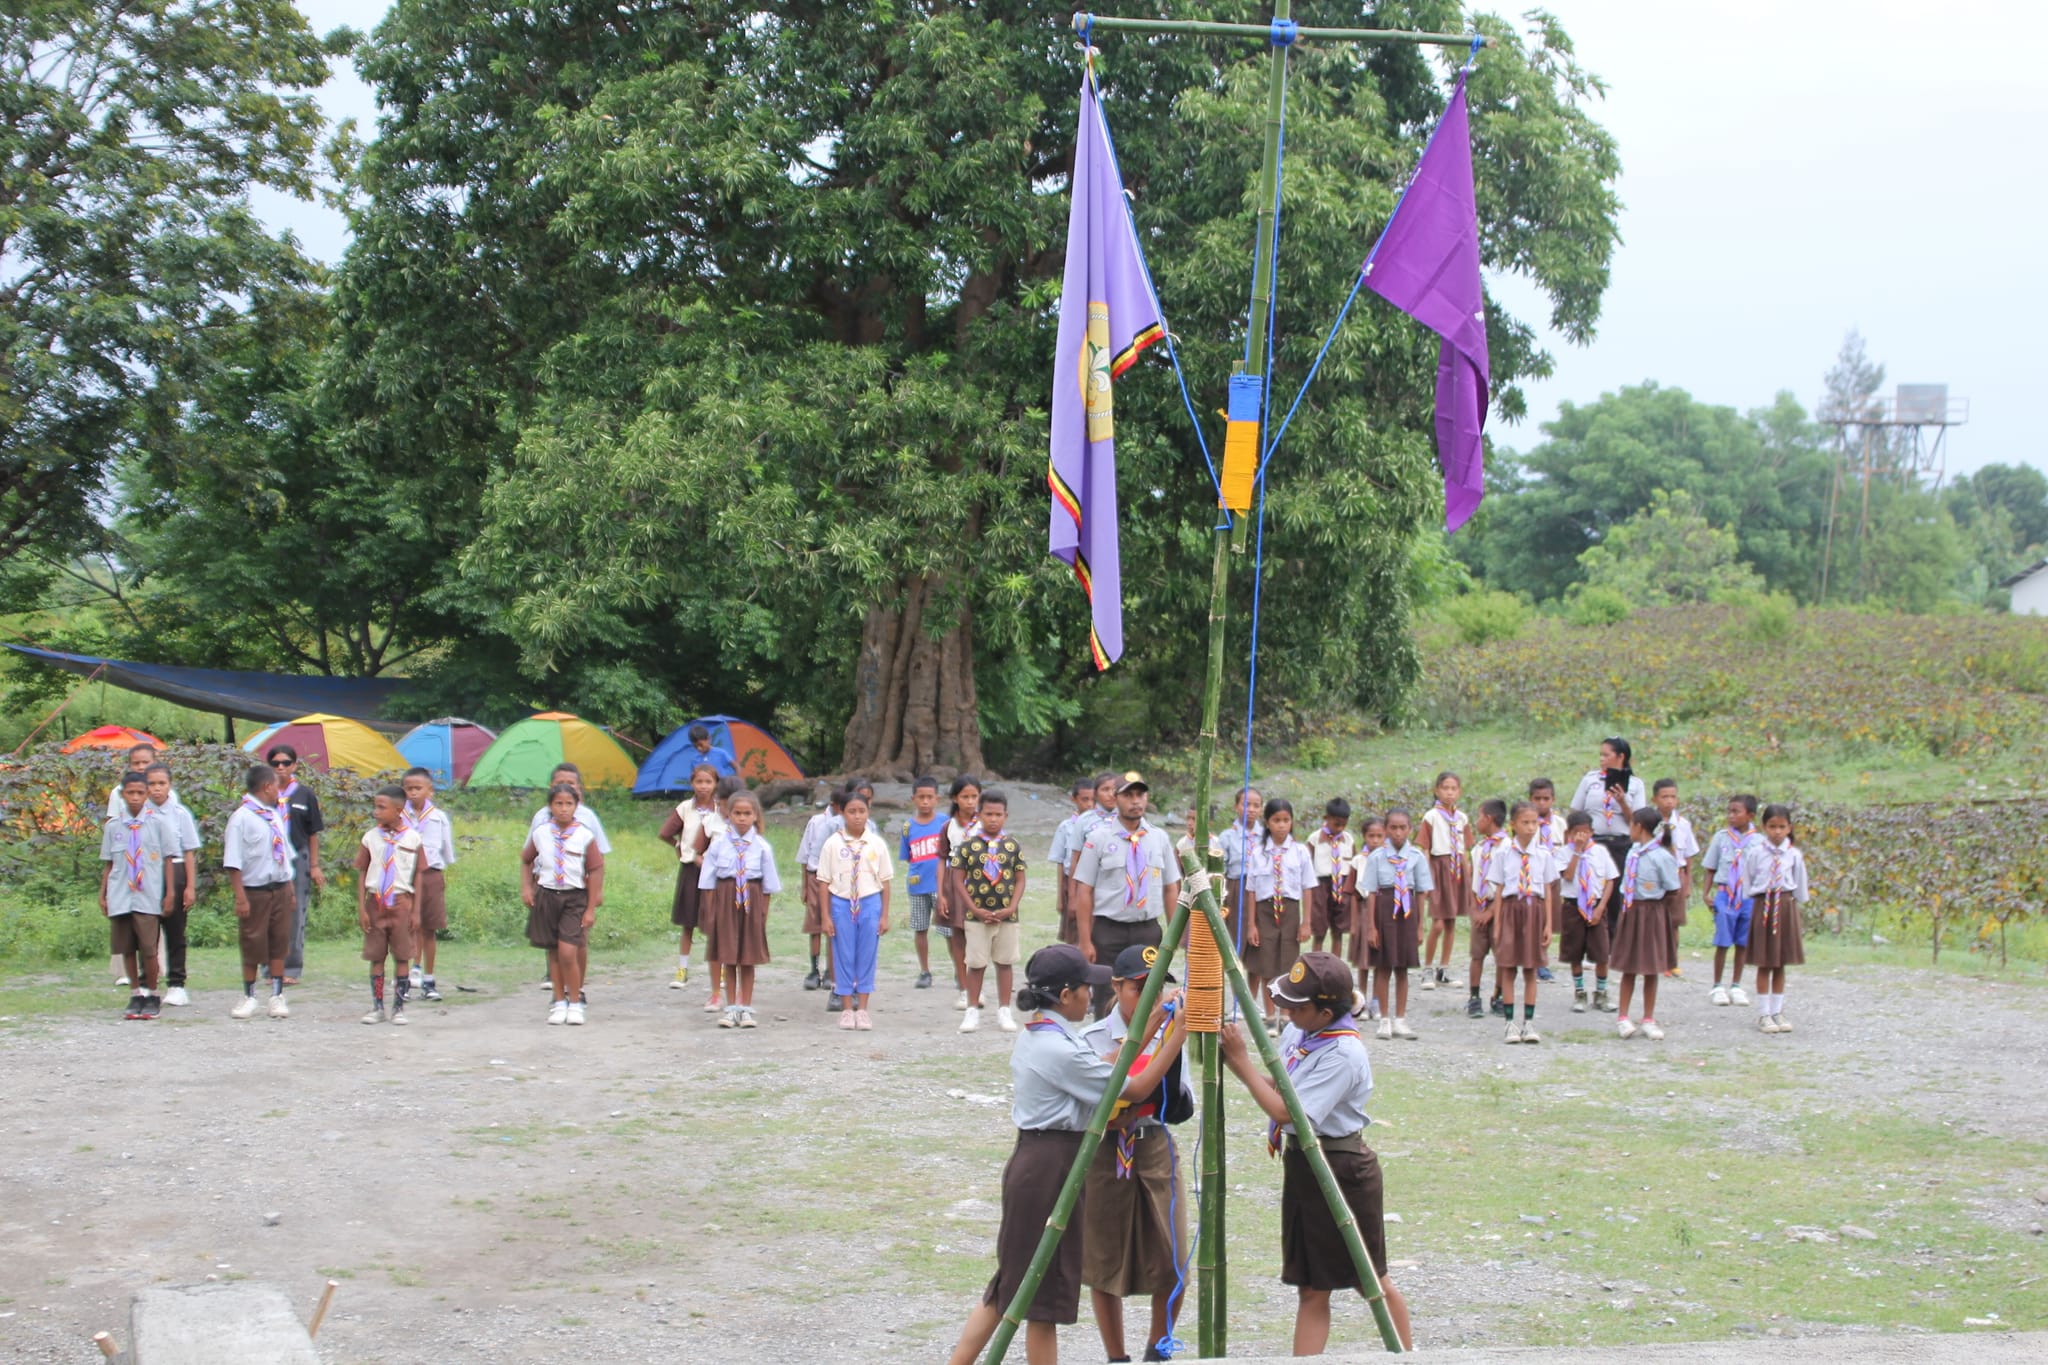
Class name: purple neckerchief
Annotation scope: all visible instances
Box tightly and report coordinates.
[1268,1015,1360,1155]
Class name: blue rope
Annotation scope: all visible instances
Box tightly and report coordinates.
[1154,1125,1192,1359]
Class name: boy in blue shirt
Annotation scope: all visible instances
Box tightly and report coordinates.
[899,776,948,989]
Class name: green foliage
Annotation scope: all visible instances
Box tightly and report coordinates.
[1292,736,1337,771]
[1435,589,1527,646]
[1723,589,1800,644]
[1562,583,1631,626]
[0,0,340,567]
[1576,489,1762,605]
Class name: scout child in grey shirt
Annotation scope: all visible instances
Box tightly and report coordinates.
[357,787,426,1025]
[100,772,181,1019]
[143,763,201,1007]
[223,764,298,1020]
[401,768,457,1001]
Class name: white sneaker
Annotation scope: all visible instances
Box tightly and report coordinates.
[959,1006,981,1034]
[669,967,689,989]
[1419,974,1437,991]
[162,986,190,1007]
[409,965,424,991]
[1773,1013,1792,1033]
[737,1007,756,1029]
[1640,1019,1665,1041]
[1709,984,1731,1006]
[115,975,131,988]
[1391,1018,1417,1040]
[1504,1020,1523,1044]
[955,990,970,1011]
[1522,1023,1541,1045]
[1759,1013,1780,1034]
[389,1005,408,1026]
[231,995,259,1020]
[997,1006,1018,1033]
[1616,1017,1637,1039]
[566,1002,586,1026]
[362,1006,386,1025]
[268,993,289,1019]
[1729,985,1750,1006]
[548,1000,569,1025]
[541,975,555,990]
[1376,1017,1394,1041]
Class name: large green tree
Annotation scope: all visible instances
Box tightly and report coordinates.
[326,1,1619,770]
[0,0,339,568]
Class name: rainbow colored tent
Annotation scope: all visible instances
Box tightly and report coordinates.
[632,714,804,795]
[61,724,164,754]
[467,712,636,790]
[241,713,406,776]
[397,718,498,788]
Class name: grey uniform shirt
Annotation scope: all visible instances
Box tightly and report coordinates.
[223,802,297,888]
[1072,818,1180,924]
[1214,821,1258,880]
[1011,1014,1116,1131]
[1276,1022,1374,1139]
[407,805,458,870]
[100,813,179,917]
[1570,770,1646,839]
[146,797,202,854]
[1078,1004,1191,1133]
[1620,842,1682,901]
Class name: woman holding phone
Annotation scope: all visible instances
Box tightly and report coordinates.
[1569,737,1646,874]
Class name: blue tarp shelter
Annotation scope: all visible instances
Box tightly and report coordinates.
[5,644,412,732]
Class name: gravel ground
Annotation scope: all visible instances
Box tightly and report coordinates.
[2,787,2043,1363]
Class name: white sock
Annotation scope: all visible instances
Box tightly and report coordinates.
[678,954,690,970]
[1758,994,1773,1017]
[1772,993,1785,1015]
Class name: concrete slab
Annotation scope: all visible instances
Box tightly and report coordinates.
[130,1282,320,1365]
[1199,1330,2047,1364]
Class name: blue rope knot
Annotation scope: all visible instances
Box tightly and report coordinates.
[1269,16,1299,46]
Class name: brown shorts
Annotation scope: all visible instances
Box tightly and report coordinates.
[801,877,827,936]
[983,1129,1089,1324]
[363,892,418,963]
[109,912,162,960]
[1308,879,1354,936]
[1558,905,1610,966]
[1467,908,1497,962]
[1082,1125,1185,1296]
[1282,1135,1390,1290]
[415,867,448,934]
[527,886,590,949]
[238,882,295,972]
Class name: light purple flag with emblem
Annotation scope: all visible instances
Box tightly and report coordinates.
[1363,72,1491,532]
[1048,72,1163,671]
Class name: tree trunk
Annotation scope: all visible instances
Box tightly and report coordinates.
[841,574,986,780]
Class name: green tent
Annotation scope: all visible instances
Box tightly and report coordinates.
[466,711,637,789]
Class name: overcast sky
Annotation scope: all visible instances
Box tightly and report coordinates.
[264,0,2043,476]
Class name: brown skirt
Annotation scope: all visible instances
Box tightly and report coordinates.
[1281,1135,1390,1290]
[1492,893,1551,969]
[1082,1126,1185,1296]
[670,863,702,930]
[1747,889,1806,969]
[1365,890,1422,972]
[983,1129,1089,1324]
[1428,853,1468,919]
[1244,897,1302,981]
[700,877,772,966]
[934,869,968,932]
[1609,892,1676,977]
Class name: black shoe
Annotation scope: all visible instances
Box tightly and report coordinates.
[1491,996,1510,1017]
[1435,967,1450,985]
[915,971,933,989]
[140,993,161,1019]
[422,982,443,1001]
[1465,996,1483,1018]
[124,994,146,1020]
[803,967,821,991]
[826,994,842,1012]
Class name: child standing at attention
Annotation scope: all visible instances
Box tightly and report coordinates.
[1481,801,1561,1044]
[691,775,740,1012]
[523,783,604,1026]
[1355,810,1429,1041]
[1610,806,1679,1040]
[796,788,844,998]
[820,790,893,1031]
[1246,797,1315,1026]
[100,772,180,1020]
[1306,798,1357,961]
[1559,811,1618,1013]
[1467,799,1509,1019]
[142,763,201,1008]
[697,789,780,1029]
[938,776,983,1012]
[1740,804,1808,1034]
[1700,794,1759,1007]
[660,763,721,990]
[400,768,456,1001]
[1350,816,1387,1019]
[1529,779,1567,854]
[1217,953,1413,1354]
[356,786,425,1025]
[1652,778,1701,977]
[1419,773,1471,990]
[952,789,1027,1034]
[901,777,948,987]
[1048,778,1095,947]
[224,764,297,1019]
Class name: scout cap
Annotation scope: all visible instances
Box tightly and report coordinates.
[1026,943,1112,990]
[1110,943,1176,983]
[1116,771,1149,795]
[1270,951,1352,1008]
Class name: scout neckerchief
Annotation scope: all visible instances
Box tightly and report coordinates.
[1574,845,1599,921]
[402,797,434,832]
[838,829,873,907]
[729,829,754,913]
[549,818,574,888]
[123,814,148,891]
[1537,813,1563,854]
[243,795,288,867]
[1598,771,1619,825]
[1387,843,1413,918]
[1267,1014,1361,1156]
[1433,801,1467,883]
[1762,839,1789,933]
[1264,836,1290,911]
[1319,824,1351,894]
[376,826,403,908]
[1621,842,1645,911]
[1026,1016,1066,1034]
[1111,1000,1175,1179]
[1516,840,1536,902]
[1718,828,1752,901]
[980,834,1008,894]
[1122,822,1152,912]
[1475,831,1504,890]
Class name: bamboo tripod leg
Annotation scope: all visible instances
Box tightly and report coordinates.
[980,900,1195,1365]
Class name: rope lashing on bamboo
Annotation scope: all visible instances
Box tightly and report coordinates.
[1181,868,1225,1033]
[1218,373,1262,512]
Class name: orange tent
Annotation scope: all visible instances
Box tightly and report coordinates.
[61,724,165,754]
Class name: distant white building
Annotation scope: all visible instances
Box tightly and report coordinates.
[2001,560,2048,616]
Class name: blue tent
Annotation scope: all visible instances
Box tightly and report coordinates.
[396,718,498,788]
[633,714,805,796]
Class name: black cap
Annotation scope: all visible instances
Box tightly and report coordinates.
[1110,943,1176,982]
[1270,951,1353,1008]
[1026,943,1112,990]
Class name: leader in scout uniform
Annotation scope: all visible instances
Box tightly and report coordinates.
[1072,773,1181,1018]
[1080,944,1195,1364]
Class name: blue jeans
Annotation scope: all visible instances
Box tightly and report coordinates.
[830,894,882,996]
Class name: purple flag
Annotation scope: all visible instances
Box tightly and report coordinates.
[1048,73,1162,671]
[1363,73,1491,532]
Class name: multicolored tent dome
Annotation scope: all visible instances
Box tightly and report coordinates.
[239,713,406,776]
[60,724,164,754]
[467,712,637,790]
[396,717,498,788]
[633,714,805,795]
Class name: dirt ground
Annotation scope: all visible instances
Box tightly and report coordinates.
[3,789,2045,1363]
